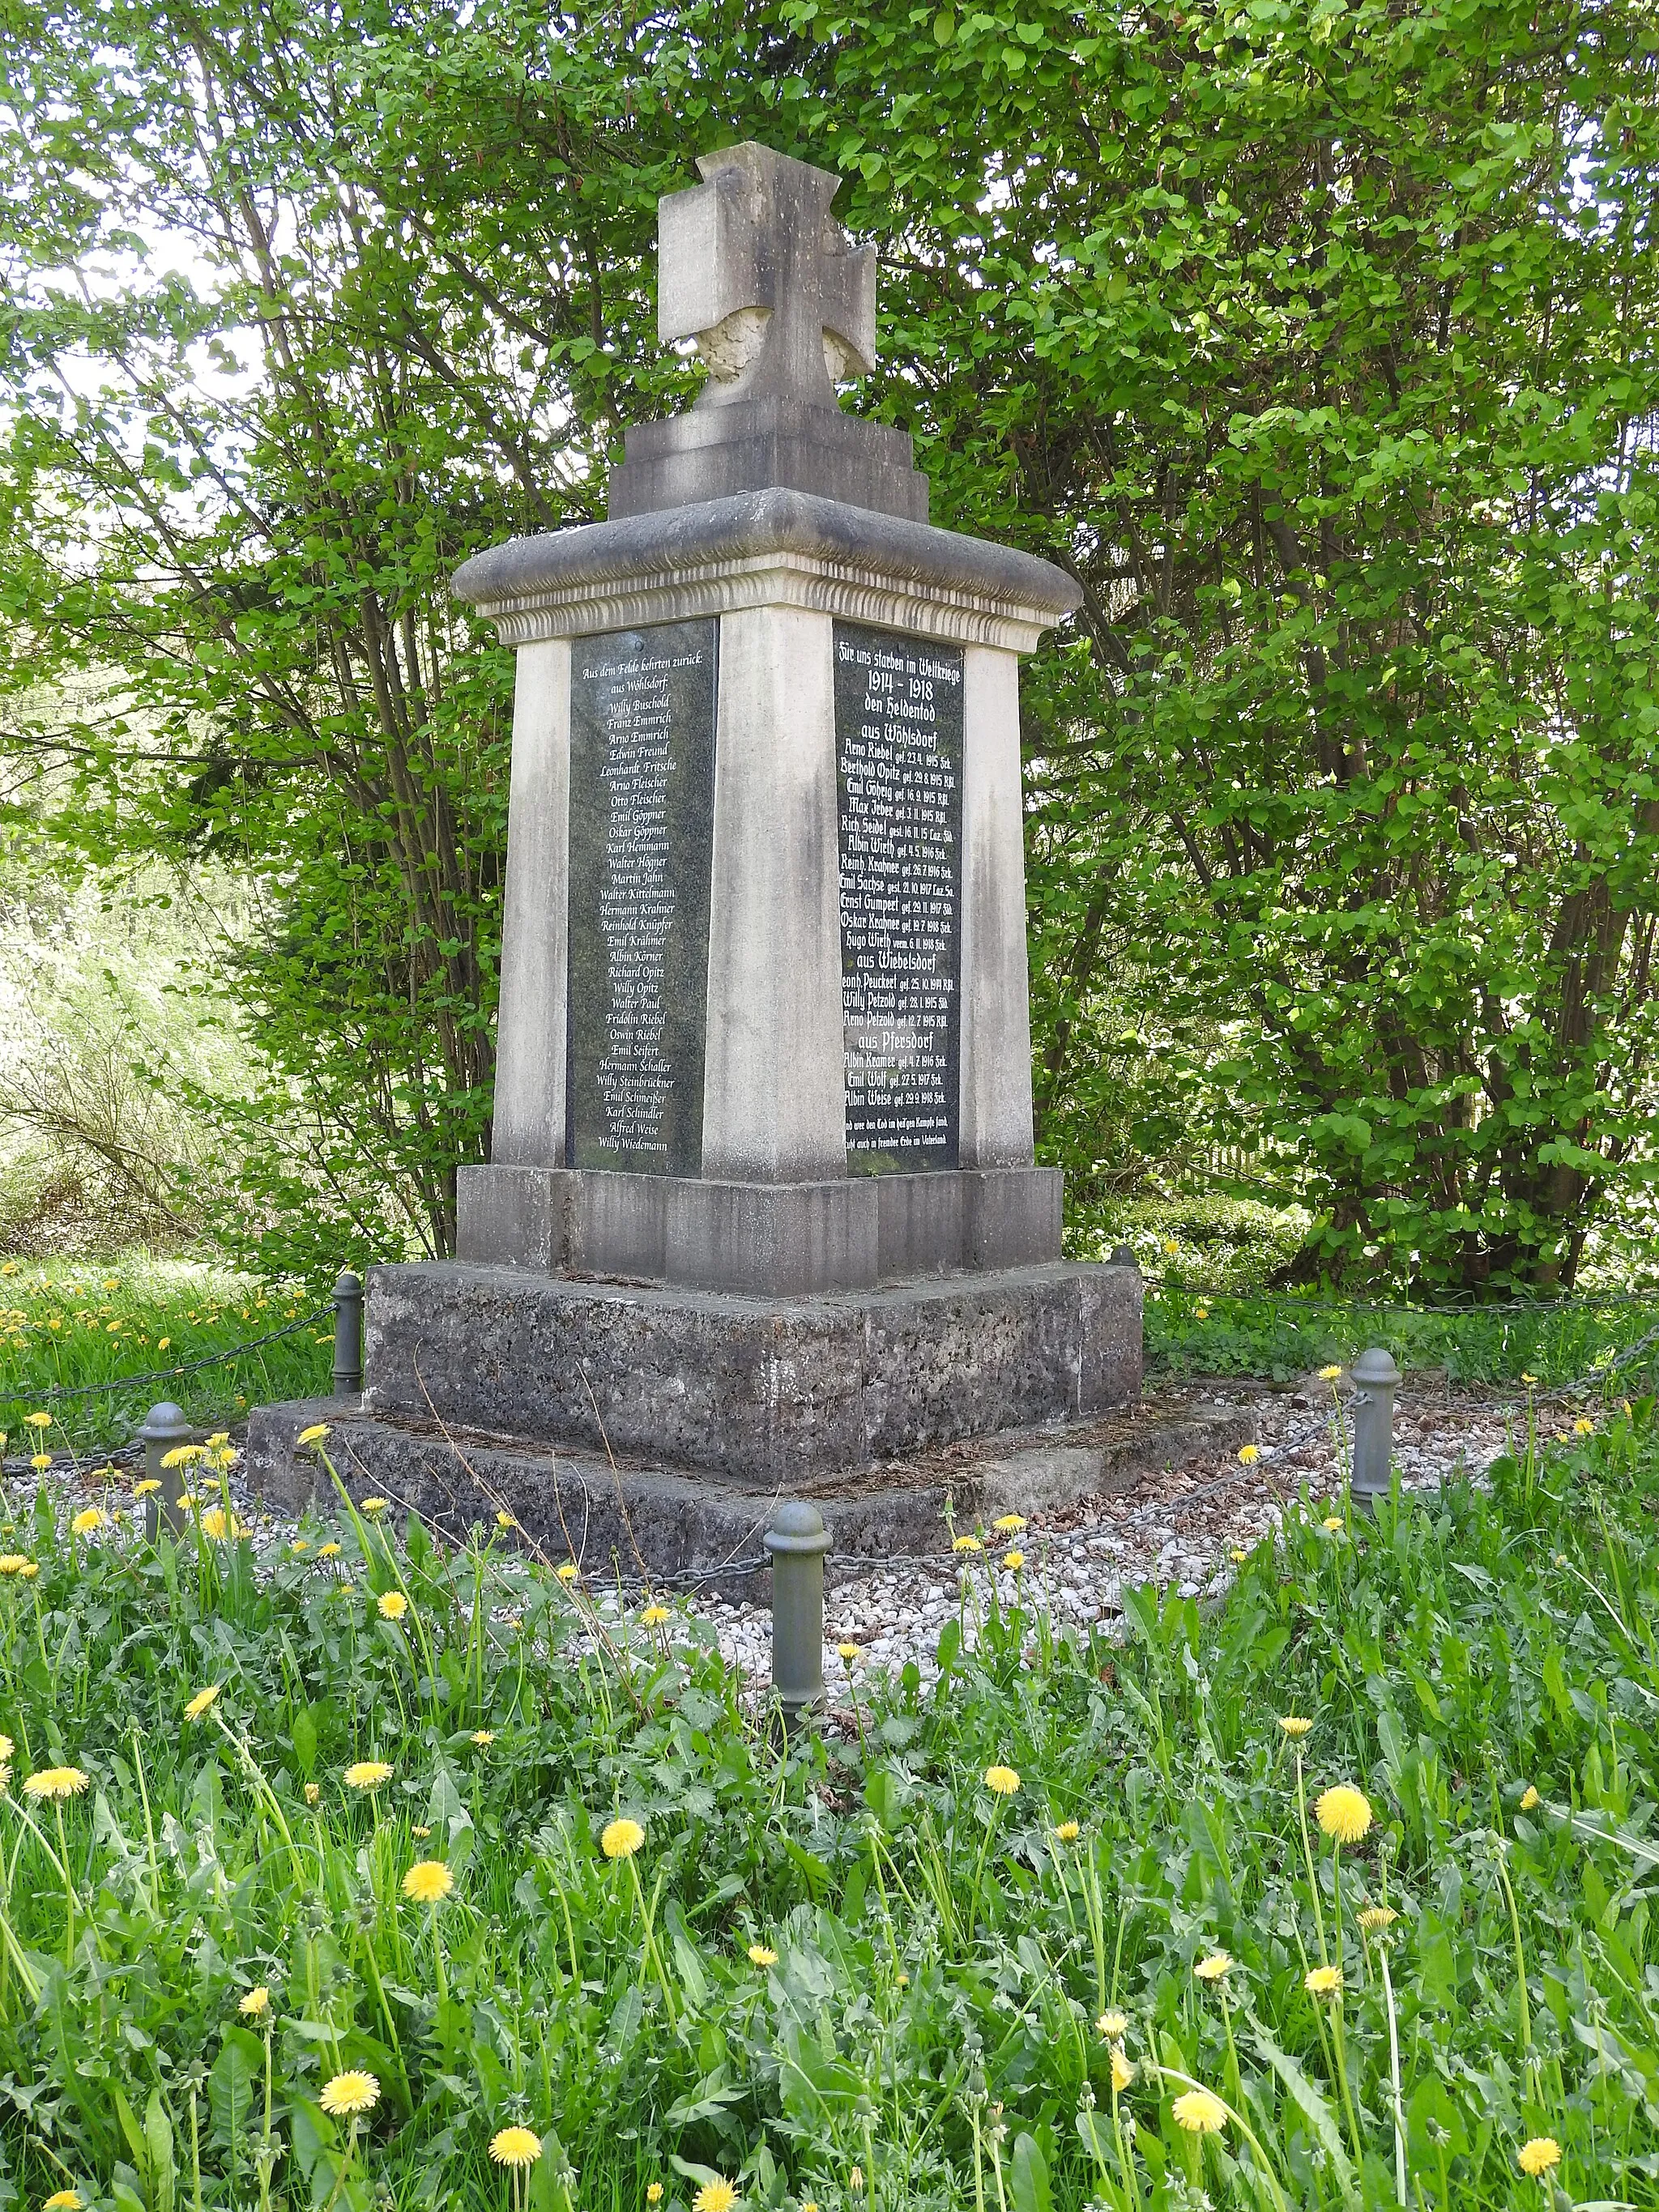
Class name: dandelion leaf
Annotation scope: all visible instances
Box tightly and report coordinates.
[1252,2030,1358,2209]
[1010,2132,1051,2212]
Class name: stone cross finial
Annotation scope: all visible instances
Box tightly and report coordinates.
[658,143,876,412]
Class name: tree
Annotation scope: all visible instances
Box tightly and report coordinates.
[5,0,1659,1292]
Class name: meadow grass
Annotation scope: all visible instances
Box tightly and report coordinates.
[1146,1281,1659,1389]
[0,1255,331,1450]
[0,1413,1656,2209]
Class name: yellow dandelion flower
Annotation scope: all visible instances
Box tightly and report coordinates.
[134,1478,160,1497]
[160,1443,203,1468]
[471,1729,495,1746]
[23,1767,90,1801]
[490,2128,544,2168]
[377,1591,409,1621]
[1315,1785,1373,1844]
[344,1760,392,1790]
[30,1454,51,1473]
[1111,2048,1134,2093]
[360,1496,390,1518]
[602,1816,644,1860]
[1054,1819,1080,1842]
[694,2182,738,2212]
[319,2069,379,2117]
[412,1823,432,1838]
[1520,1372,1538,1387]
[1238,1443,1260,1464]
[1304,1964,1343,1997]
[953,1535,983,1553]
[992,1514,1026,1532]
[1194,1950,1232,1981]
[647,2189,663,2206]
[71,1507,107,1536]
[1097,2010,1128,2039]
[240,1985,271,2016]
[44,2193,83,2210]
[1516,2137,1560,2178]
[1572,1417,1593,1436]
[1002,1549,1026,1571]
[296,1423,331,1446]
[1171,2089,1226,2134]
[292,1538,310,1554]
[748,1942,778,1967]
[316,1542,341,1559]
[1280,1715,1314,1738]
[157,1336,169,1351]
[1520,1784,1540,1811]
[556,1561,579,1583]
[403,1859,454,1904]
[0,1555,28,1575]
[16,1562,37,1579]
[1318,1364,1342,1380]
[1357,1905,1397,1932]
[837,1643,860,1664]
[1322,1515,1344,1532]
[200,1507,244,1541]
[984,1764,1020,1796]
[640,1605,670,1626]
[1230,1547,1247,1562]
[23,1411,50,1428]
[304,1783,321,1805]
[847,2177,864,2201]
[184,1686,222,1721]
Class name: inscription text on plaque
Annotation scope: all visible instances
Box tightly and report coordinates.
[834,621,964,1171]
[567,620,717,1174]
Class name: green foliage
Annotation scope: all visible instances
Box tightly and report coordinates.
[5,0,1659,1291]
[0,1258,331,1446]
[2,1417,1659,2203]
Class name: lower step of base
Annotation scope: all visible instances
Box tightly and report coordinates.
[245,1393,1257,1598]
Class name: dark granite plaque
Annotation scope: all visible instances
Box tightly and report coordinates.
[835,622,964,1172]
[567,620,717,1174]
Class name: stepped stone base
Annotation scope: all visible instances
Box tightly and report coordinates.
[245,1392,1254,1598]
[358,1257,1140,1484]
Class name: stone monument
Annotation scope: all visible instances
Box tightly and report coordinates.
[250,146,1163,1569]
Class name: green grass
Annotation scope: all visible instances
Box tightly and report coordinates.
[0,1255,332,1450]
[2,1416,1659,2207]
[1147,1283,1659,1389]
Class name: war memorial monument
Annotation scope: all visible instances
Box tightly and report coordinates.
[249,147,1207,1576]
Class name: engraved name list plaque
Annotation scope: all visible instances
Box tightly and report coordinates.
[567,620,717,1174]
[834,621,964,1172]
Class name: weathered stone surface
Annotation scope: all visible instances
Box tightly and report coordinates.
[455,1164,1062,1294]
[450,488,1081,654]
[244,1390,1253,1598]
[607,144,928,523]
[362,1257,1139,1481]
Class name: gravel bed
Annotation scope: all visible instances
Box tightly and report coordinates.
[689,1379,1525,1688]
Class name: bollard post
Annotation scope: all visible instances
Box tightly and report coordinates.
[1350,1346,1402,1511]
[332,1271,364,1398]
[764,1501,831,1732]
[137,1400,194,1541]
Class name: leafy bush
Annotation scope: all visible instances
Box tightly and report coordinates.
[2,1416,1657,2207]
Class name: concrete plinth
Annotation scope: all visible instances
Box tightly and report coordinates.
[456,1162,1061,1295]
[245,1387,1254,1599]
[361,1256,1140,1484]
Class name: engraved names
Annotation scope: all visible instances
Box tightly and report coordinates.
[567,620,717,1174]
[834,622,964,1170]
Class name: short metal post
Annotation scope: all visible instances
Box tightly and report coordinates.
[138,1400,194,1541]
[1350,1346,1402,1511]
[764,1502,831,1731]
[332,1271,364,1398]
